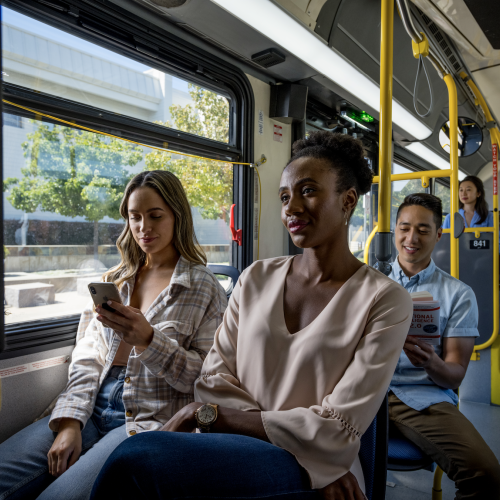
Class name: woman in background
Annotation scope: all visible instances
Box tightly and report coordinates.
[0,170,226,500]
[443,175,494,228]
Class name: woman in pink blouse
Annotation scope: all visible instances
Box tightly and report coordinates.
[92,132,412,500]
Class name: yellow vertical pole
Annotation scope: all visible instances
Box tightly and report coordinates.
[459,73,500,401]
[377,0,394,234]
[432,466,444,500]
[491,137,500,404]
[443,74,459,279]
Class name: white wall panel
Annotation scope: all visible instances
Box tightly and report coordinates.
[247,75,292,261]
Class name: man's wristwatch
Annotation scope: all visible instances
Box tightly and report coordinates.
[194,403,219,433]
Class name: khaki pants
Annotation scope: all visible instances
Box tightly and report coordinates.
[389,393,500,500]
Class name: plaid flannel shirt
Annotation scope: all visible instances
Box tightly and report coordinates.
[49,257,227,435]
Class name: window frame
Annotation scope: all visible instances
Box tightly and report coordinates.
[3,84,242,162]
[1,0,255,358]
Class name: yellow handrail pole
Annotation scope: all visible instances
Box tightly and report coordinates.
[371,0,395,273]
[459,76,500,385]
[444,74,460,280]
[372,169,452,183]
[432,466,444,500]
[377,0,394,236]
[443,228,494,234]
[459,73,500,402]
[364,226,379,265]
[471,149,498,354]
[460,72,495,125]
[470,139,498,401]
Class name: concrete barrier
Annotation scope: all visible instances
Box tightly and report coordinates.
[4,244,230,272]
[5,282,56,307]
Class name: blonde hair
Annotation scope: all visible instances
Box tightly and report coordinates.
[103,170,206,288]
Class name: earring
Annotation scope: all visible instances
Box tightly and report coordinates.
[344,210,349,225]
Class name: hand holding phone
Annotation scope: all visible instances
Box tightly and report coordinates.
[90,283,154,349]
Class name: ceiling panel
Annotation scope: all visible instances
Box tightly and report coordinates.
[113,0,491,174]
[472,65,500,125]
[463,0,500,50]
[130,0,319,82]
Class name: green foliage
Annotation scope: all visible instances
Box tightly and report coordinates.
[391,180,427,224]
[435,182,451,218]
[4,83,231,228]
[146,83,231,220]
[350,200,367,228]
[4,124,143,223]
[168,84,229,143]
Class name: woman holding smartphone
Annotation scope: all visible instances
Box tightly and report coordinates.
[92,132,413,500]
[0,170,227,500]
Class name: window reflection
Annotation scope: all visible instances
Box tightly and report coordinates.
[435,182,450,223]
[2,7,230,143]
[391,164,428,231]
[3,115,233,325]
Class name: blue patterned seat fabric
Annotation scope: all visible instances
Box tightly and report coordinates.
[388,436,436,472]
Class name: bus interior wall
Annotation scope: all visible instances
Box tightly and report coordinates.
[248,75,292,261]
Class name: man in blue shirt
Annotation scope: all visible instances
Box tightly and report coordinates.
[388,193,500,499]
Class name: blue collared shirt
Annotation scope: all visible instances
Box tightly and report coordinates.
[388,258,479,410]
[443,208,494,228]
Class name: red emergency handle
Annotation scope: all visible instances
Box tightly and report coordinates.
[230,204,242,246]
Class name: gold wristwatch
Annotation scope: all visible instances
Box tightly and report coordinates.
[194,403,219,433]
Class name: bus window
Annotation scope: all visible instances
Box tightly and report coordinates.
[349,157,373,261]
[391,163,428,231]
[435,181,451,223]
[349,194,370,261]
[2,7,230,143]
[2,6,235,325]
[3,114,233,325]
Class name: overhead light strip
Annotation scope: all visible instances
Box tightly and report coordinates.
[211,0,432,140]
[406,143,449,170]
[406,142,465,179]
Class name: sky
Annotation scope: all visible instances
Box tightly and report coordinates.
[1,6,190,92]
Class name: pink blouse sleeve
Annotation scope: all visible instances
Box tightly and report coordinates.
[261,282,412,489]
[194,273,261,410]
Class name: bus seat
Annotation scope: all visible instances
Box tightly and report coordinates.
[387,433,441,500]
[207,265,240,299]
[359,394,389,500]
[388,432,436,472]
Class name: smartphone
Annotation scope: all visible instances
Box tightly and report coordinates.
[88,282,122,313]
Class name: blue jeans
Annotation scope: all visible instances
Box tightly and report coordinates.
[91,432,322,499]
[0,366,128,500]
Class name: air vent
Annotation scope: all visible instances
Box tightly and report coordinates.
[416,7,462,73]
[251,49,286,68]
[414,6,482,119]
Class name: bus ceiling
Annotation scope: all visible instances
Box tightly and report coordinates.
[109,0,496,178]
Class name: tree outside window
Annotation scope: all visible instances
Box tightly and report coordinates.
[4,84,232,268]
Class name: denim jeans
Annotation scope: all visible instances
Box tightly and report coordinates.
[0,366,128,500]
[91,432,322,500]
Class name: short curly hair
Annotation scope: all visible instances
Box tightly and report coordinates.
[286,131,373,197]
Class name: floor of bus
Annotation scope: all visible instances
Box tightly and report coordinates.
[385,400,500,499]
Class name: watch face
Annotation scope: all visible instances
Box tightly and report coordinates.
[197,405,216,424]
